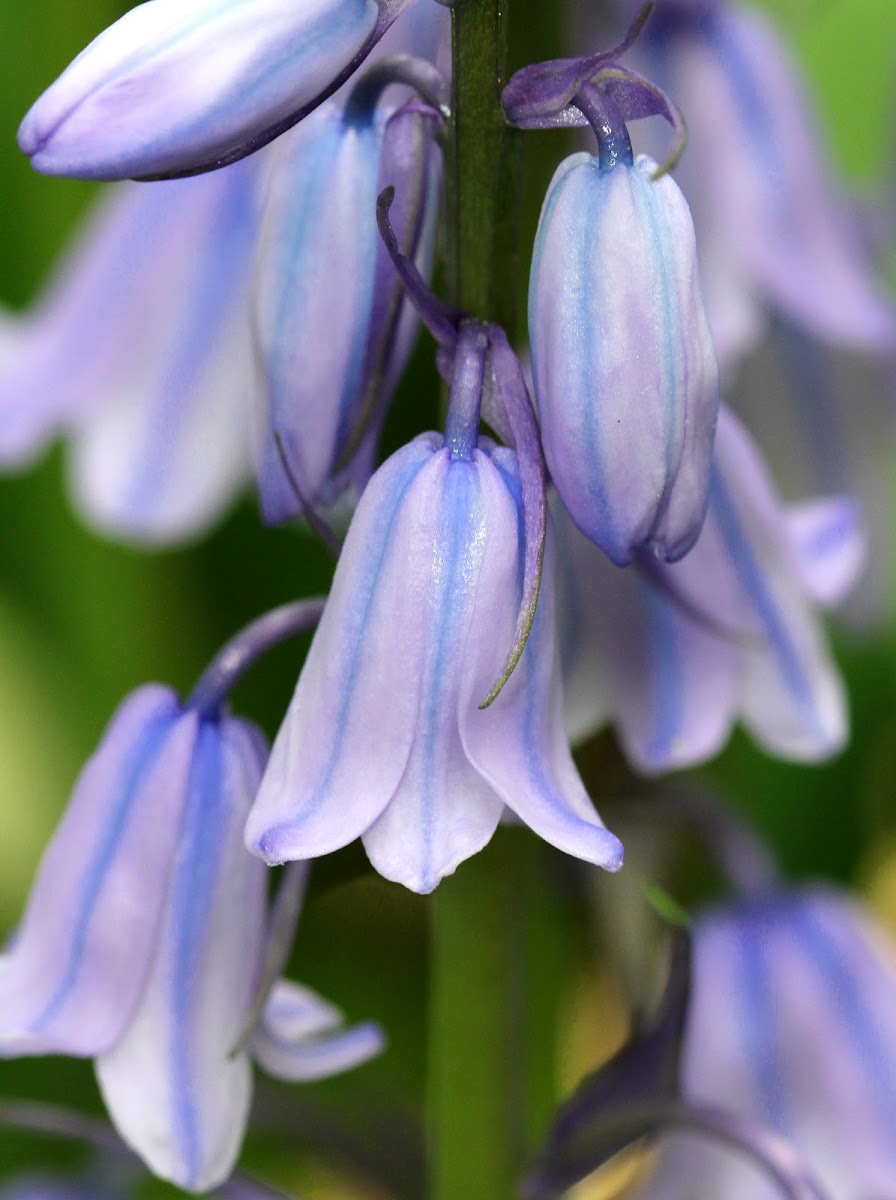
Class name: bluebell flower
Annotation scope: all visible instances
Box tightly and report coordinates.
[0,161,260,543]
[18,0,421,180]
[0,685,383,1191]
[616,0,896,369]
[556,407,862,771]
[245,392,623,892]
[636,886,896,1199]
[253,93,441,523]
[530,149,719,566]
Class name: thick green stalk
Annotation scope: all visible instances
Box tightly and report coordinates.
[429,832,571,1200]
[446,0,521,333]
[429,6,569,1198]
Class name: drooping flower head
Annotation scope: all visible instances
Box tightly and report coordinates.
[556,406,862,772]
[506,9,719,565]
[638,887,896,1199]
[0,650,383,1190]
[245,229,623,891]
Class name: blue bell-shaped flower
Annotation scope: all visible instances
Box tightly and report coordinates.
[530,143,719,566]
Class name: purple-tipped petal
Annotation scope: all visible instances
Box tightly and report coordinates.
[784,497,866,611]
[460,494,623,871]
[251,979,384,1081]
[530,151,718,565]
[95,717,268,1192]
[0,686,194,1057]
[17,0,418,181]
[245,434,441,865]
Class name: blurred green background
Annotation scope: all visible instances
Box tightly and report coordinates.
[0,0,894,1196]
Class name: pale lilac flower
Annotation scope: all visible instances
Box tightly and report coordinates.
[0,685,383,1191]
[620,0,896,368]
[18,0,421,180]
[530,147,718,565]
[557,407,862,771]
[637,887,896,1200]
[253,93,441,522]
[0,161,260,543]
[245,343,623,892]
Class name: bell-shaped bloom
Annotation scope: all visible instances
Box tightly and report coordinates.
[529,151,719,566]
[619,0,896,369]
[637,886,896,1200]
[253,94,441,523]
[245,432,623,894]
[0,685,383,1191]
[556,407,861,771]
[0,161,259,543]
[18,0,418,181]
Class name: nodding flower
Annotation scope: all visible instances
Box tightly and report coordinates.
[245,322,623,894]
[0,684,383,1191]
[556,406,862,773]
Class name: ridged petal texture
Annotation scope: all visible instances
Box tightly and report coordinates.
[637,888,896,1200]
[18,0,381,180]
[0,161,258,543]
[95,716,268,1192]
[530,152,719,566]
[556,408,859,771]
[246,433,621,893]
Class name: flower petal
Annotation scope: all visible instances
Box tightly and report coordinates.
[460,472,623,871]
[362,451,506,893]
[95,716,268,1192]
[245,434,441,864]
[784,497,866,611]
[251,978,384,1082]
[712,410,847,760]
[0,686,194,1056]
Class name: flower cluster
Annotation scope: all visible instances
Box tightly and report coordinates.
[2,0,895,1194]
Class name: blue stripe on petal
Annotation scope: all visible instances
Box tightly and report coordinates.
[31,707,178,1033]
[256,441,437,853]
[735,907,789,1132]
[790,901,896,1141]
[167,721,224,1185]
[709,466,820,735]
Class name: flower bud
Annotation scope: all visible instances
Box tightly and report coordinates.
[253,95,440,522]
[530,151,719,566]
[18,0,414,180]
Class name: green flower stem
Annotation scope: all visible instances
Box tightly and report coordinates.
[429,832,571,1200]
[446,0,521,333]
